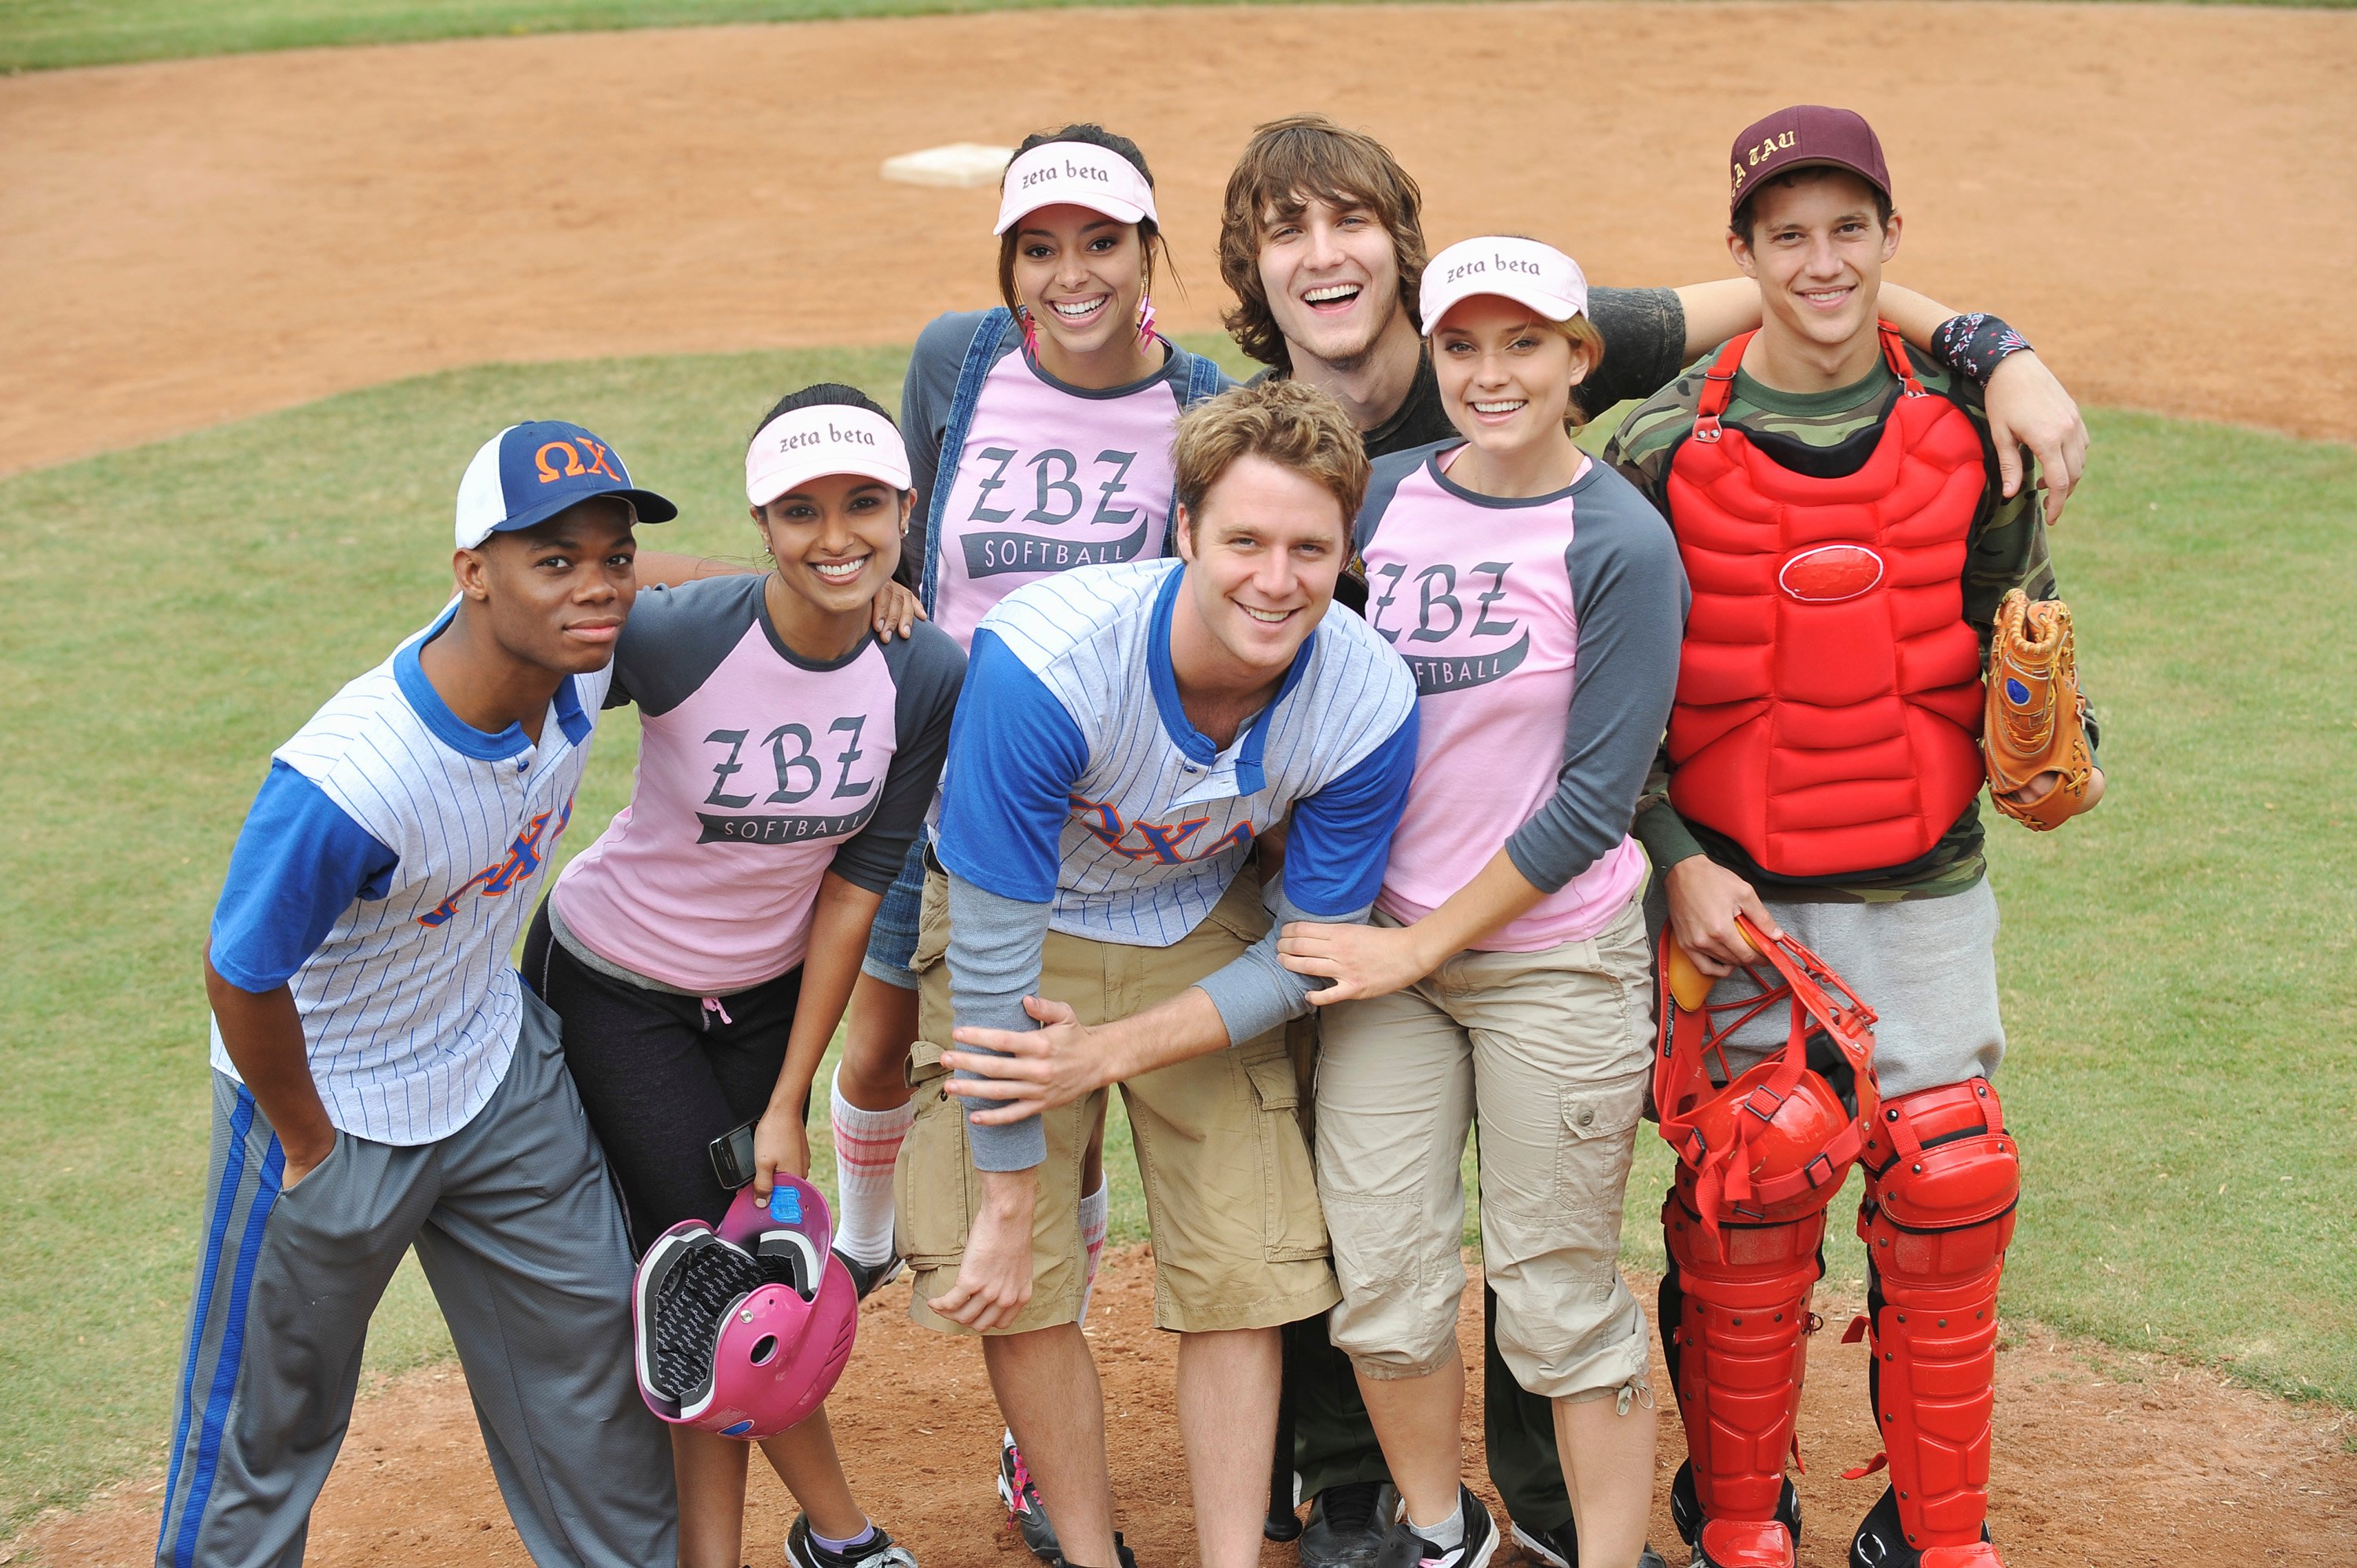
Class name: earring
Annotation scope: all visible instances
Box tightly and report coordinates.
[1135,292,1157,349]
[1017,304,1040,358]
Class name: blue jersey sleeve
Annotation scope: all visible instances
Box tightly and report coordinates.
[934,630,1089,903]
[1276,706,1420,917]
[209,762,400,993]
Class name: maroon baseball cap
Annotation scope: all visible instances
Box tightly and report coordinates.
[1728,105,1891,218]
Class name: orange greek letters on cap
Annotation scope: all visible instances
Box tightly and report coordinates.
[535,441,587,483]
[575,436,622,481]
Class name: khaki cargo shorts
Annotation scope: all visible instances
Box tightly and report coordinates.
[895,866,1340,1336]
[1316,896,1655,1402]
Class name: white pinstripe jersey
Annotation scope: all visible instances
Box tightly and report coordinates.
[946,559,1417,946]
[207,607,609,1144]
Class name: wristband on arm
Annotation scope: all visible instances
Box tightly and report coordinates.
[1931,312,2033,384]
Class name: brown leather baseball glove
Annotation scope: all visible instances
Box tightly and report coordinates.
[1985,589,2095,831]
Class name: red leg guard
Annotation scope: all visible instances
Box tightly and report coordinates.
[1854,1079,2019,1566]
[1664,1175,1827,1568]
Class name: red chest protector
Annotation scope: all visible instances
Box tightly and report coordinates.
[1664,325,1987,880]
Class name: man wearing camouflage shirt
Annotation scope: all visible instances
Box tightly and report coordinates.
[1607,105,2104,1568]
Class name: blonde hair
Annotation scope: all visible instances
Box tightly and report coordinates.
[1546,314,1607,428]
[1174,380,1369,536]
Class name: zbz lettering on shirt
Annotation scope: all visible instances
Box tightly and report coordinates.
[699,719,878,809]
[968,447,1138,529]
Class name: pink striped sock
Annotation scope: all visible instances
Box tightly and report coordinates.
[830,1064,914,1268]
[1076,1178,1110,1327]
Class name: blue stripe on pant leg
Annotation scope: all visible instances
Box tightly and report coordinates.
[170,1126,284,1568]
[158,1086,258,1563]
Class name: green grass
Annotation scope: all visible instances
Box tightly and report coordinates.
[0,0,1429,73]
[1,343,2351,1534]
[4,0,2352,73]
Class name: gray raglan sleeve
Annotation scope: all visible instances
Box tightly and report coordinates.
[1577,287,1692,422]
[944,871,1054,1172]
[828,624,966,894]
[1190,875,1371,1049]
[605,577,769,716]
[1503,467,1690,892]
[896,310,998,592]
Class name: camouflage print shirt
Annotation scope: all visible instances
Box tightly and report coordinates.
[1604,339,2102,903]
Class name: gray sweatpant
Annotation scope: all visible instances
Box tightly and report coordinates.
[155,990,676,1568]
[1706,877,2007,1099]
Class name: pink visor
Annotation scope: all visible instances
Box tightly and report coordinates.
[1420,236,1589,335]
[993,141,1158,236]
[745,404,911,507]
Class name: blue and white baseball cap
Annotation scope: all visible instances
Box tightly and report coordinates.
[453,420,678,549]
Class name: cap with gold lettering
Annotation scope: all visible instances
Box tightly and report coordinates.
[1728,105,1891,219]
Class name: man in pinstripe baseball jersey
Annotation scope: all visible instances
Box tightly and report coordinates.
[159,421,678,1568]
[890,382,1418,1568]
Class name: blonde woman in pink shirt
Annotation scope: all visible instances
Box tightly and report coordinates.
[1277,238,1686,1568]
[524,384,963,1568]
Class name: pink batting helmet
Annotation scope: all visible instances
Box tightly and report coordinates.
[631,1175,860,1440]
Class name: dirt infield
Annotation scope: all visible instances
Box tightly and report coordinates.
[15,1248,2355,1566]
[6,2,2357,1562]
[2,2,2355,479]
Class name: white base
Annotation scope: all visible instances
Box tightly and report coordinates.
[881,142,1014,189]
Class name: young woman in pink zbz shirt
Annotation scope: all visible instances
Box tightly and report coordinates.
[822,123,1230,1566]
[526,385,963,1568]
[1279,238,1688,1568]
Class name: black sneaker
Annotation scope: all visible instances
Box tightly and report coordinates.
[997,1429,1060,1564]
[785,1513,918,1568]
[832,1247,904,1301]
[1371,1486,1495,1568]
[1847,1485,1997,1568]
[1065,1533,1139,1568]
[1506,1516,1669,1568]
[1300,1481,1397,1568]
[1080,1527,1141,1565]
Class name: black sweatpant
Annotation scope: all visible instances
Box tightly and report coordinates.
[524,900,805,1257]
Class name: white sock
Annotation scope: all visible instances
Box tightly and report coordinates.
[830,1064,913,1267]
[1076,1178,1110,1327]
[1410,1493,1465,1550]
